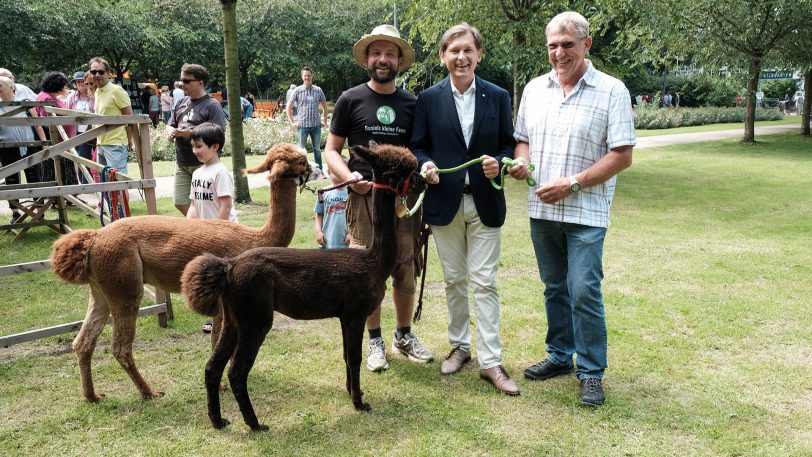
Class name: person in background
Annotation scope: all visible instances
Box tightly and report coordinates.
[0,76,47,223]
[172,81,184,110]
[66,71,96,183]
[240,95,253,120]
[160,85,172,124]
[147,88,160,128]
[795,92,804,116]
[245,91,256,110]
[509,11,635,407]
[287,66,329,172]
[36,71,78,185]
[411,23,518,395]
[314,164,350,249]
[0,68,37,101]
[166,63,226,216]
[90,56,134,174]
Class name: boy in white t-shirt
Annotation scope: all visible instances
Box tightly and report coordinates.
[186,122,238,222]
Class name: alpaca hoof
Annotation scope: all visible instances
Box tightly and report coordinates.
[250,423,270,432]
[354,401,372,412]
[213,418,231,429]
[143,391,165,399]
[85,393,103,403]
[219,383,228,392]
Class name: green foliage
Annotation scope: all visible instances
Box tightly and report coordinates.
[3,0,389,98]
[760,79,801,100]
[633,106,783,129]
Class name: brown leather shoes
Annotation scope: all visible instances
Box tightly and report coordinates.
[479,365,520,396]
[440,346,471,375]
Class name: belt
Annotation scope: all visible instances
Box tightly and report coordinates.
[463,184,472,194]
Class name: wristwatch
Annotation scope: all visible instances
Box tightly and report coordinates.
[568,176,581,193]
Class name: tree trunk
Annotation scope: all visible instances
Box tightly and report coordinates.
[512,30,526,117]
[220,0,250,203]
[743,56,760,143]
[803,67,811,137]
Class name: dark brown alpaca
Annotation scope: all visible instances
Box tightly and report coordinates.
[49,143,316,402]
[180,143,427,431]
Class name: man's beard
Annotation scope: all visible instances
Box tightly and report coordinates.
[366,64,398,84]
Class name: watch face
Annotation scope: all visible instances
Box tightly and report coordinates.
[570,182,581,193]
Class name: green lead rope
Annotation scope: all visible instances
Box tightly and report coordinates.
[402,157,536,217]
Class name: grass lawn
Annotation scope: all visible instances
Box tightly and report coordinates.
[1,133,811,456]
[635,116,801,137]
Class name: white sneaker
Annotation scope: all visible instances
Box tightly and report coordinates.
[366,337,389,372]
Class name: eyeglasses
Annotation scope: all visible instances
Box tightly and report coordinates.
[181,79,199,85]
[89,70,106,75]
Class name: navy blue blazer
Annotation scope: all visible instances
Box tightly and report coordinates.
[411,76,515,228]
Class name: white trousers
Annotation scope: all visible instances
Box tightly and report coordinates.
[431,194,502,369]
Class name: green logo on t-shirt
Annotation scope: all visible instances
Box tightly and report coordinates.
[376,106,396,125]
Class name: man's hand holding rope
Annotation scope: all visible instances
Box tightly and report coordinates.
[347,171,373,195]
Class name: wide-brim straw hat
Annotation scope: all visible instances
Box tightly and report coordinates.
[352,24,415,71]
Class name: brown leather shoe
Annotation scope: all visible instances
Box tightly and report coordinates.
[440,346,471,375]
[479,365,520,396]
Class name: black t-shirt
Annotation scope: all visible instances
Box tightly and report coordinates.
[170,94,227,165]
[330,83,416,179]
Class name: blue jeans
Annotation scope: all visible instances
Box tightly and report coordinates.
[297,126,322,170]
[529,218,607,379]
[97,144,129,174]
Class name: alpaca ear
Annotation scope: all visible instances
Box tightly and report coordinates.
[349,144,373,164]
[245,162,269,175]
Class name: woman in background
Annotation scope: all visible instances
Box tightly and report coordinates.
[67,71,95,183]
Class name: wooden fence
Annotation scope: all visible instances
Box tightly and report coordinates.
[0,101,172,348]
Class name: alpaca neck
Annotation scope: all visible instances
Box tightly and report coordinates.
[256,177,297,246]
[370,188,399,278]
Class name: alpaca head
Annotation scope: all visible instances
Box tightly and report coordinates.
[244,143,318,185]
[350,143,427,197]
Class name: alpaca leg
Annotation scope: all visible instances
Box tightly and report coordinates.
[227,326,271,431]
[110,303,163,399]
[342,317,370,411]
[72,289,110,402]
[340,321,352,395]
[210,305,229,391]
[206,320,238,429]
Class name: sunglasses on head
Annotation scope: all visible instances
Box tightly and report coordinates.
[89,70,106,75]
[181,79,199,85]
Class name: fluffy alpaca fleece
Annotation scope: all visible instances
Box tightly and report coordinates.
[181,143,426,431]
[50,143,316,402]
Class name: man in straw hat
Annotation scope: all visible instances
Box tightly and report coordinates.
[324,24,434,372]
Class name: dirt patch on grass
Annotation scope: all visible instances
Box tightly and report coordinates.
[0,338,74,362]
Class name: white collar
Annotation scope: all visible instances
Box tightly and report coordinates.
[451,78,476,96]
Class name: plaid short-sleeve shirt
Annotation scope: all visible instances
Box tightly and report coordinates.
[291,84,326,128]
[514,61,636,228]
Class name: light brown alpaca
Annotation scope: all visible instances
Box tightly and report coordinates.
[50,143,316,402]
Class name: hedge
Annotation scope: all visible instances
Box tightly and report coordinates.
[634,106,783,130]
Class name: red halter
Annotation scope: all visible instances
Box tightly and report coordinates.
[372,169,415,197]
